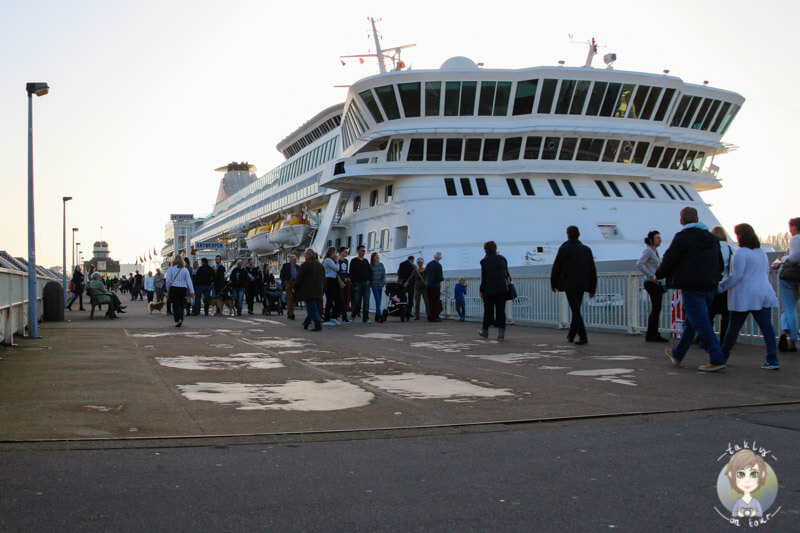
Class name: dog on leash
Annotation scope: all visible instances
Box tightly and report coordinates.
[209,294,236,316]
[149,300,166,314]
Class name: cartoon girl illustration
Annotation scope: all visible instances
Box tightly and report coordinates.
[725,449,767,518]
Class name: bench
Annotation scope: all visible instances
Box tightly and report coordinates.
[86,288,115,320]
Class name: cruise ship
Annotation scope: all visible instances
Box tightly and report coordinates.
[167,21,744,272]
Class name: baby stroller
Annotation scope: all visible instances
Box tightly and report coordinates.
[384,282,409,322]
[263,282,284,315]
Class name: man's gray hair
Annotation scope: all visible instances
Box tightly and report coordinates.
[434,252,443,259]
[303,247,316,258]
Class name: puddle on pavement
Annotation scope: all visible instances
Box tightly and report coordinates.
[409,340,479,353]
[210,343,234,349]
[251,318,285,326]
[176,380,374,411]
[84,405,124,413]
[567,368,637,386]
[303,356,398,367]
[156,353,284,371]
[539,365,571,370]
[362,372,514,402]
[465,352,567,364]
[589,355,645,361]
[245,337,312,349]
[354,333,408,341]
[426,332,450,336]
[129,332,211,338]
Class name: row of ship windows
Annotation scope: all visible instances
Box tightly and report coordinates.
[352,185,394,213]
[283,116,342,158]
[390,136,706,172]
[327,230,391,254]
[443,177,695,202]
[215,136,340,217]
[344,78,739,148]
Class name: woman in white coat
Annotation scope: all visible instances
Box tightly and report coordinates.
[718,223,779,370]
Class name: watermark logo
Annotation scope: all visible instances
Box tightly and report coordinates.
[715,441,781,527]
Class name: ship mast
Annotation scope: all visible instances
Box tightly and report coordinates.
[370,17,386,74]
[340,17,416,73]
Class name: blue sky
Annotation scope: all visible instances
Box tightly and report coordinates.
[2,0,798,268]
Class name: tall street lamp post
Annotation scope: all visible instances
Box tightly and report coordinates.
[72,229,79,272]
[62,196,72,304]
[26,82,49,339]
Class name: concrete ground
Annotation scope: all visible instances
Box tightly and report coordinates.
[1,298,798,531]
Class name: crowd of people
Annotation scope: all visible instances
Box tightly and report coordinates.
[62,209,800,365]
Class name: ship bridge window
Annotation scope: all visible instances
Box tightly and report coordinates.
[558,137,578,160]
[700,100,722,131]
[679,96,702,128]
[629,182,644,198]
[692,152,706,172]
[614,83,635,118]
[660,183,675,200]
[521,178,535,196]
[476,178,489,196]
[444,178,457,196]
[586,81,608,116]
[407,138,424,161]
[548,179,563,196]
[502,137,522,160]
[555,79,577,114]
[628,85,649,119]
[482,139,500,161]
[370,189,379,207]
[603,140,619,162]
[460,178,473,196]
[691,98,712,129]
[617,140,634,163]
[538,79,558,113]
[653,88,676,122]
[640,87,662,120]
[524,136,542,159]
[658,148,676,169]
[506,178,520,196]
[718,103,740,135]
[542,137,560,160]
[576,138,603,161]
[398,82,421,118]
[512,79,539,115]
[633,142,650,164]
[671,149,687,170]
[478,81,512,116]
[425,82,441,116]
[570,80,591,114]
[384,184,394,203]
[595,180,610,197]
[464,138,482,161]
[608,181,622,197]
[446,138,463,161]
[640,182,655,199]
[679,185,694,201]
[359,90,384,123]
[647,146,664,167]
[426,138,444,161]
[599,82,622,117]
[375,85,401,120]
[387,139,404,162]
[444,81,477,116]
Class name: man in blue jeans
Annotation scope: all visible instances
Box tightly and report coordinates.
[654,207,726,371]
[349,245,372,323]
[229,259,249,316]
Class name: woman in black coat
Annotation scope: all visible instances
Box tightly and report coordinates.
[550,225,597,345]
[479,240,511,341]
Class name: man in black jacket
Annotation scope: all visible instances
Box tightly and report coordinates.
[397,255,416,320]
[349,245,372,323]
[655,207,726,372]
[193,257,215,316]
[280,254,298,320]
[229,259,249,316]
[212,255,226,296]
[551,226,597,345]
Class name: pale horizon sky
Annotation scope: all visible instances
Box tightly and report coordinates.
[2,0,798,269]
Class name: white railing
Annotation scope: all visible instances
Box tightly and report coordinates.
[434,271,793,345]
[0,268,49,345]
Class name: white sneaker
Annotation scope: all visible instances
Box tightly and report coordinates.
[330,319,339,325]
[322,321,336,326]
[341,319,352,324]
[363,319,372,324]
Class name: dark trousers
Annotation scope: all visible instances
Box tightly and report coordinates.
[67,291,83,309]
[246,285,256,312]
[708,292,729,344]
[566,291,587,341]
[324,278,343,321]
[169,286,187,323]
[721,308,778,363]
[303,298,322,329]
[644,281,664,339]
[427,286,442,321]
[482,294,506,330]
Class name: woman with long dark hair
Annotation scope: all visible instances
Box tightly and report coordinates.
[479,240,510,341]
[322,246,343,324]
[718,223,779,369]
[637,230,667,342]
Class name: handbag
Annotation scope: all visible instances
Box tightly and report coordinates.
[336,276,346,289]
[507,282,518,301]
[779,260,800,282]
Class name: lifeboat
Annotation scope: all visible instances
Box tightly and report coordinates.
[244,215,313,252]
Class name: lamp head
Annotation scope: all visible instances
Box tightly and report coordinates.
[26,82,50,97]
[63,196,73,202]
[72,227,78,232]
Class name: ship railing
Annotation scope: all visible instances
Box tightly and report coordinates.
[426,271,792,345]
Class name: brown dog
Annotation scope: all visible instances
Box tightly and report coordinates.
[149,301,166,314]
[209,294,236,316]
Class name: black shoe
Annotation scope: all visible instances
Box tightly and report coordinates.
[79,307,86,311]
[778,333,788,352]
[303,322,309,330]
[574,338,588,345]
[288,315,295,320]
[567,334,575,343]
[311,326,322,331]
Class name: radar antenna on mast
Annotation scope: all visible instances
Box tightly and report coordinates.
[340,17,416,73]
[569,36,616,68]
